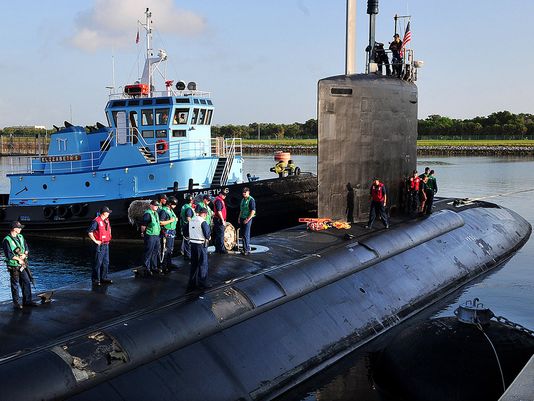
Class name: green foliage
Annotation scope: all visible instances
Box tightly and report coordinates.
[0,126,51,137]
[418,111,534,140]
[212,119,318,139]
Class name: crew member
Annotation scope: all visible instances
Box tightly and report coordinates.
[2,221,37,309]
[373,42,391,76]
[140,200,161,276]
[271,160,287,178]
[389,33,403,77]
[180,195,195,260]
[188,207,211,290]
[238,187,256,255]
[286,159,297,175]
[366,178,389,229]
[159,197,178,272]
[213,188,229,254]
[408,170,421,216]
[425,170,438,215]
[87,206,113,286]
[419,167,430,180]
[202,195,214,225]
[419,176,429,214]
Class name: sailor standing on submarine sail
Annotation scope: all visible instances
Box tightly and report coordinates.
[3,221,38,309]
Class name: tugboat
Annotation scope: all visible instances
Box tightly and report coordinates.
[0,8,317,238]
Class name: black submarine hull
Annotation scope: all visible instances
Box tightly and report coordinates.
[0,173,317,240]
[0,200,530,400]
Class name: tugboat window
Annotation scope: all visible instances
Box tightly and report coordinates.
[155,97,171,105]
[141,109,154,126]
[198,109,206,125]
[142,130,155,138]
[175,98,190,104]
[172,130,186,138]
[205,109,213,125]
[43,184,48,190]
[112,100,126,107]
[155,108,170,125]
[173,109,189,125]
[193,99,200,104]
[149,174,155,180]
[85,181,90,187]
[156,129,167,138]
[207,100,213,105]
[191,108,199,125]
[200,99,207,105]
[128,100,140,106]
[142,99,153,105]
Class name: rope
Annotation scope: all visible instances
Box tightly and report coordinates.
[469,187,534,202]
[477,322,506,393]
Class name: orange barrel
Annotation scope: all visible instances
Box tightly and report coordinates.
[274,151,290,162]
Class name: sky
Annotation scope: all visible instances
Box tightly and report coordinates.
[1,0,532,129]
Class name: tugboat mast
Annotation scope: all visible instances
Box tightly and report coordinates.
[144,7,153,96]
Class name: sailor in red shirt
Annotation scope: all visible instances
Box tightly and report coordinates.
[408,170,421,216]
[365,178,390,229]
[87,206,113,286]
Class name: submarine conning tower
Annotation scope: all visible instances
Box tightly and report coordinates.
[318,0,418,221]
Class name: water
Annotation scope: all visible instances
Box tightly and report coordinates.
[0,155,533,399]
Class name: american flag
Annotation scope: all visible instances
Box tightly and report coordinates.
[401,21,411,52]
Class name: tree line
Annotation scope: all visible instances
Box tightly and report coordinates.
[417,111,534,139]
[2,111,533,139]
[215,111,534,140]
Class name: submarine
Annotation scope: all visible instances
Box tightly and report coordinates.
[0,2,531,401]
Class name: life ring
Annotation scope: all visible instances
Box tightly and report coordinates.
[156,139,169,155]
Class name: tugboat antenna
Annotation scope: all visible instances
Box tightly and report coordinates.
[145,8,153,96]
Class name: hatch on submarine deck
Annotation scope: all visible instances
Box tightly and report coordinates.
[0,198,530,401]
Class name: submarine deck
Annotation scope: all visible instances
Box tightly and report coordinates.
[0,198,484,360]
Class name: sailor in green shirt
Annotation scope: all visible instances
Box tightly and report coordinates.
[140,200,161,276]
[2,221,38,309]
[201,195,214,226]
[159,196,178,272]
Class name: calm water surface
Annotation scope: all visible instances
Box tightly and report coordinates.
[0,155,533,400]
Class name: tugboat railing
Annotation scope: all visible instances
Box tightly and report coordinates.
[220,138,239,185]
[108,89,211,100]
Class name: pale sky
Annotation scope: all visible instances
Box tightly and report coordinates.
[1,0,532,129]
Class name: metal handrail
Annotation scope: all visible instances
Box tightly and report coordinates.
[108,89,211,100]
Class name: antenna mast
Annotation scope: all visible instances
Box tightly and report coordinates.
[145,8,153,95]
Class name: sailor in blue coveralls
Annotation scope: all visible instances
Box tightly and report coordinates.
[87,206,114,286]
[158,196,179,272]
[188,207,211,290]
[180,195,195,260]
[140,200,162,276]
[2,221,38,309]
